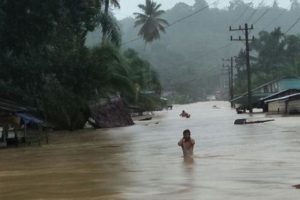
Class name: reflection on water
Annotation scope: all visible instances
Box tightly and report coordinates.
[183,156,195,166]
[1,101,300,200]
[182,156,195,193]
[183,156,195,178]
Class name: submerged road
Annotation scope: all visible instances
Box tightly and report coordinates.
[0,101,300,200]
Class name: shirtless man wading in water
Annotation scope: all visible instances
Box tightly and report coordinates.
[178,129,195,157]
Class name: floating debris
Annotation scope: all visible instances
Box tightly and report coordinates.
[139,117,152,121]
[234,118,275,125]
[293,184,300,189]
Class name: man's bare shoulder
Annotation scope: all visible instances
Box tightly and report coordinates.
[178,138,183,145]
[191,138,195,144]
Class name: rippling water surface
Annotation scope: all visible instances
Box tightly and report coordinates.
[0,101,300,200]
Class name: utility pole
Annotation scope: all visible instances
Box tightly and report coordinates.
[230,24,254,113]
[222,63,230,101]
[230,57,234,103]
[223,57,234,107]
[221,64,229,101]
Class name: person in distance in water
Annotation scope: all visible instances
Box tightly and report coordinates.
[180,110,190,118]
[178,129,195,157]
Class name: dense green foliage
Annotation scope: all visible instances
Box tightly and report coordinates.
[0,0,161,130]
[101,0,121,45]
[234,28,300,95]
[124,49,162,110]
[86,0,300,103]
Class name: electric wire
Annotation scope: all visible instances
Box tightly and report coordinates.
[232,0,255,24]
[252,7,271,25]
[122,0,220,46]
[261,9,285,31]
[285,16,300,34]
[245,0,265,23]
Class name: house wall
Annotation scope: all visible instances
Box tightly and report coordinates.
[287,99,300,114]
[257,82,279,94]
[268,101,287,113]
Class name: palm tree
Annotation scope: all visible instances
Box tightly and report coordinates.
[103,0,120,14]
[100,0,121,45]
[134,0,169,43]
[99,13,121,46]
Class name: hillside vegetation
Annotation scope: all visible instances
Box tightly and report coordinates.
[88,0,300,103]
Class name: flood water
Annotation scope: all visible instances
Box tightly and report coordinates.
[1,101,300,200]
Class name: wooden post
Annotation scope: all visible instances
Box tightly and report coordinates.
[24,124,27,144]
[38,125,42,146]
[45,128,49,144]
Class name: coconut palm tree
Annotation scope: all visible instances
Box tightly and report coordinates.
[134,0,169,43]
[100,0,121,45]
[99,13,121,46]
[102,0,120,14]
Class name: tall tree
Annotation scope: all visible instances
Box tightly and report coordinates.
[290,0,300,10]
[228,0,249,11]
[134,0,169,43]
[252,28,286,73]
[101,0,120,44]
[194,0,208,9]
[99,13,121,46]
[103,0,120,14]
[0,0,137,129]
[272,0,279,8]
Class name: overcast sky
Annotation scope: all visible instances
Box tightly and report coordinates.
[113,0,291,19]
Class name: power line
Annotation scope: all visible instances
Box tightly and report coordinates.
[285,16,300,34]
[256,7,299,34]
[168,4,209,27]
[261,10,285,31]
[122,0,220,46]
[122,37,140,46]
[252,7,271,25]
[158,43,238,86]
[159,44,236,86]
[232,0,254,24]
[196,43,235,60]
[161,42,235,70]
[251,9,285,36]
[245,0,265,22]
[168,0,220,28]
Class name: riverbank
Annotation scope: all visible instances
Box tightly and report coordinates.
[0,101,300,200]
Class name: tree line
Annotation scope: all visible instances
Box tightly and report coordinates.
[234,27,300,95]
[112,0,300,103]
[0,0,167,130]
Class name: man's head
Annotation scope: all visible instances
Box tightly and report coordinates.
[183,129,191,140]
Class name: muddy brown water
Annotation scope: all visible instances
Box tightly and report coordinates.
[0,101,300,200]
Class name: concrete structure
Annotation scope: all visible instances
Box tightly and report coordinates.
[231,77,300,111]
[260,89,300,112]
[265,93,300,114]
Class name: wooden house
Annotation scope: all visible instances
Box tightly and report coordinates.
[0,99,48,148]
[231,77,300,111]
[264,93,300,114]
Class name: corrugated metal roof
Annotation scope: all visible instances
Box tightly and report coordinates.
[16,113,43,125]
[231,76,300,102]
[260,89,300,101]
[265,93,300,103]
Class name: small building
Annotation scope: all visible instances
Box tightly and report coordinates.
[0,99,48,148]
[265,93,300,114]
[231,76,300,111]
[260,89,300,112]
